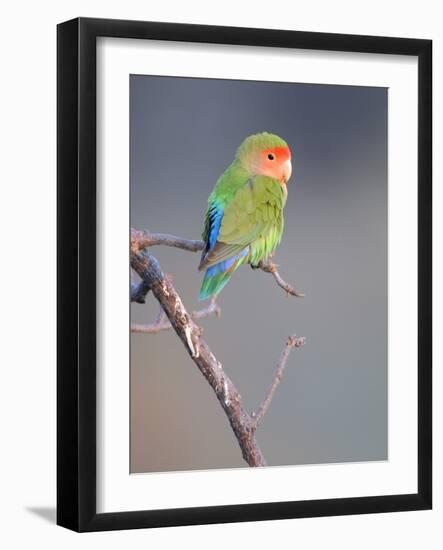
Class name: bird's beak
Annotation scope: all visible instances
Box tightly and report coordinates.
[282,159,292,183]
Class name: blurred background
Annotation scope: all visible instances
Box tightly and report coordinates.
[130,75,387,473]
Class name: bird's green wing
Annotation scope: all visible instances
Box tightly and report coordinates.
[200,176,286,269]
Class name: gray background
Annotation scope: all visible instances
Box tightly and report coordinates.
[130,75,387,473]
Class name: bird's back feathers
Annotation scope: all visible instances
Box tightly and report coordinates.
[199,174,286,299]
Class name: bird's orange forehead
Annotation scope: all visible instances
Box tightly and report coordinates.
[262,146,291,161]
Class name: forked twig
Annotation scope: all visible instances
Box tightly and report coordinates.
[131,299,221,334]
[130,227,306,466]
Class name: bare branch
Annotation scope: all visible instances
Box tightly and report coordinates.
[130,227,306,466]
[191,297,222,321]
[131,228,204,254]
[131,299,221,334]
[131,250,267,467]
[131,228,303,299]
[258,260,305,298]
[253,335,306,427]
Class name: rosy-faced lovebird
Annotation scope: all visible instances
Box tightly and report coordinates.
[199,132,292,300]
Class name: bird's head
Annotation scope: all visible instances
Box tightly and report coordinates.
[236,132,292,184]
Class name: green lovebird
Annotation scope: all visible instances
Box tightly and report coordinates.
[199,132,292,300]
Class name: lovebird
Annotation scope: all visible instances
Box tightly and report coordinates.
[199,132,292,300]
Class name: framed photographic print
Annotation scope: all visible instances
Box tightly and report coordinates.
[57,17,432,531]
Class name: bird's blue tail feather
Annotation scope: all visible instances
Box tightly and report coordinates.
[199,248,248,300]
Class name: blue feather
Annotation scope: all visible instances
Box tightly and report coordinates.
[207,248,248,276]
[208,204,223,251]
[199,247,248,300]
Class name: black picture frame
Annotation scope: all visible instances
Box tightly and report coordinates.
[57,17,432,532]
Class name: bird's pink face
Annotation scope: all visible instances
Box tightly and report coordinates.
[255,146,292,184]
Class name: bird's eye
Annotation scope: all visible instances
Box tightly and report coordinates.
[267,153,275,160]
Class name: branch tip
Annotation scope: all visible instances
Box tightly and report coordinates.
[287,335,306,349]
[258,260,305,298]
[253,333,305,427]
